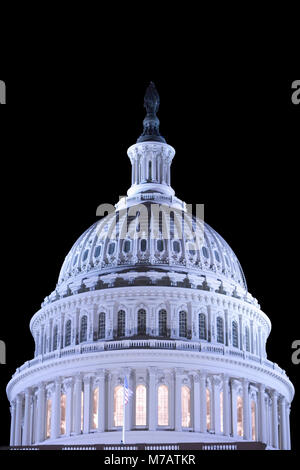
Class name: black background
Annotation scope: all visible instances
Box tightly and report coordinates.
[0,74,299,454]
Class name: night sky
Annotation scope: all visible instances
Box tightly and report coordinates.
[0,75,298,450]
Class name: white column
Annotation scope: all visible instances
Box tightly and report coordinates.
[231,380,238,437]
[97,369,106,432]
[22,388,32,445]
[193,374,200,433]
[36,383,46,443]
[65,378,74,436]
[83,375,92,433]
[199,373,207,433]
[9,401,16,446]
[212,376,221,434]
[258,384,267,444]
[148,367,157,431]
[223,375,230,436]
[125,368,133,431]
[286,403,291,450]
[14,394,23,446]
[239,315,243,350]
[50,379,61,440]
[174,369,183,431]
[243,379,250,440]
[250,320,254,353]
[74,374,82,435]
[280,397,288,450]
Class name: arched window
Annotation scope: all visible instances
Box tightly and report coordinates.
[148,160,152,180]
[65,320,71,347]
[60,393,66,435]
[114,385,124,427]
[179,311,187,338]
[46,398,52,439]
[53,325,58,351]
[158,385,169,426]
[98,312,105,339]
[80,315,88,343]
[136,384,147,426]
[92,387,99,430]
[245,326,250,352]
[232,321,239,348]
[159,309,167,337]
[251,399,256,440]
[137,309,146,335]
[237,395,243,437]
[199,313,207,340]
[181,386,191,428]
[217,317,224,344]
[140,239,147,252]
[117,310,126,337]
[206,388,211,431]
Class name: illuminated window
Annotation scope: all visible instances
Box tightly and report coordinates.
[53,325,58,351]
[220,391,224,433]
[179,311,187,338]
[117,310,125,337]
[60,394,66,435]
[46,398,52,439]
[137,309,146,335]
[245,327,250,352]
[98,312,105,339]
[251,400,256,440]
[199,313,207,340]
[159,310,167,337]
[92,388,99,430]
[80,315,88,342]
[232,321,239,348]
[237,395,243,437]
[65,320,71,347]
[206,388,211,431]
[136,385,147,426]
[181,386,191,428]
[158,385,169,426]
[217,317,224,344]
[114,385,124,427]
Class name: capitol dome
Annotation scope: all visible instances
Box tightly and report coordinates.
[7,82,294,450]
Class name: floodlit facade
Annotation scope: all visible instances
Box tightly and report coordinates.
[7,83,294,449]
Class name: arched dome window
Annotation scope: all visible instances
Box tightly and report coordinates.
[123,240,131,253]
[53,325,58,351]
[140,239,147,252]
[245,326,250,352]
[159,309,167,337]
[82,249,89,262]
[217,317,224,344]
[108,242,116,256]
[173,240,181,253]
[80,316,88,343]
[237,395,243,437]
[179,311,187,338]
[114,385,123,427]
[214,250,220,263]
[181,385,191,428]
[202,246,209,259]
[199,313,207,340]
[136,384,147,426]
[117,310,126,337]
[94,245,101,258]
[232,321,239,348]
[98,312,105,339]
[65,320,71,347]
[137,309,146,335]
[251,399,257,440]
[158,384,169,426]
[206,388,211,431]
[157,239,164,252]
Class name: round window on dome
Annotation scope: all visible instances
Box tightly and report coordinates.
[94,245,101,258]
[124,240,131,253]
[108,242,116,255]
[82,249,89,262]
[173,240,181,253]
[214,250,220,263]
[202,246,209,258]
[157,240,164,252]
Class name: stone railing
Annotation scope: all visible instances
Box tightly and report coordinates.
[13,339,286,378]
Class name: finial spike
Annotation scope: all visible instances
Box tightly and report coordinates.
[137,82,166,143]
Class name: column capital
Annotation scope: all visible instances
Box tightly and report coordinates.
[174,367,185,376]
[271,389,279,400]
[83,374,94,384]
[259,383,265,393]
[24,387,33,397]
[63,377,74,389]
[148,366,158,376]
[96,368,106,379]
[16,394,23,403]
[212,375,222,387]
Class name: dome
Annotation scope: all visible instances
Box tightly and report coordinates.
[57,205,247,293]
